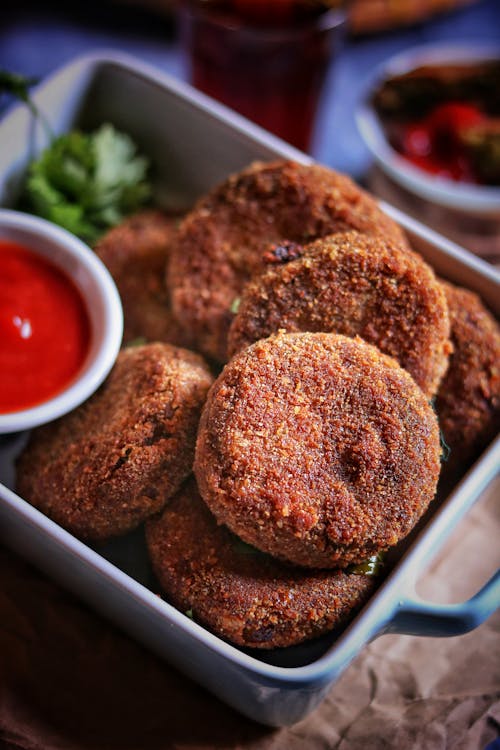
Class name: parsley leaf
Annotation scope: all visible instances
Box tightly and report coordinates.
[0,70,39,100]
[23,124,151,243]
[347,553,385,576]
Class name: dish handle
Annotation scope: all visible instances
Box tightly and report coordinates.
[385,569,500,637]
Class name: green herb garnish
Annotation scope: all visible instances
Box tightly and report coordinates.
[232,538,263,555]
[185,608,194,619]
[230,297,241,315]
[0,70,51,137]
[0,70,39,111]
[125,336,148,348]
[2,69,152,241]
[23,123,152,243]
[348,553,385,576]
[439,429,451,463]
[228,531,266,556]
[429,397,451,463]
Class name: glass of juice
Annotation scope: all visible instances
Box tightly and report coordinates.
[177,1,347,152]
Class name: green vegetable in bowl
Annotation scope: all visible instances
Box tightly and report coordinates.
[23,123,152,243]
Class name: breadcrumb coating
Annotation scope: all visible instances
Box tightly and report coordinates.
[16,343,213,540]
[228,231,451,397]
[146,479,376,649]
[195,332,441,568]
[436,280,500,484]
[94,210,186,346]
[167,160,409,362]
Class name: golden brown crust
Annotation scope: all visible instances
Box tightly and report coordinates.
[195,332,441,569]
[167,160,409,363]
[228,231,451,397]
[436,281,500,483]
[146,478,376,649]
[16,343,214,541]
[94,209,187,346]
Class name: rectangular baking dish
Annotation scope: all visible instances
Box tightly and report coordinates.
[0,52,499,727]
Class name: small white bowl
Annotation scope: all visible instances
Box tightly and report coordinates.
[0,209,123,433]
[356,43,500,217]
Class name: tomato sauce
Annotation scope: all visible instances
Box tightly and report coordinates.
[0,240,91,414]
[396,102,486,183]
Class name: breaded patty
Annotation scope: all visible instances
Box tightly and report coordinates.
[435,281,500,482]
[228,231,451,398]
[94,210,186,345]
[16,343,214,541]
[167,160,409,363]
[146,479,376,649]
[195,332,441,569]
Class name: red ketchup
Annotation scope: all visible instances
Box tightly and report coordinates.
[0,240,91,414]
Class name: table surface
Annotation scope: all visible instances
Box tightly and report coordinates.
[1,0,499,178]
[0,2,499,748]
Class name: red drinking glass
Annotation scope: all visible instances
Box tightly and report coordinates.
[178,1,347,152]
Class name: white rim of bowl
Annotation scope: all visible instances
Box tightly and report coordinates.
[0,209,123,433]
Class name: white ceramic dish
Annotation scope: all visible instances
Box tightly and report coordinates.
[356,43,500,216]
[0,52,499,727]
[0,209,123,433]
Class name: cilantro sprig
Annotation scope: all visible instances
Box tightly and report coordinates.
[0,70,39,111]
[0,70,52,136]
[23,124,152,243]
[1,69,152,243]
[347,553,385,576]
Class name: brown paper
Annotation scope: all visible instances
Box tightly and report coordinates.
[1,476,499,749]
